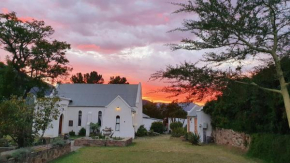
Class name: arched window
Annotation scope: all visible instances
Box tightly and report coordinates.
[98,111,102,126]
[78,111,82,126]
[115,116,120,131]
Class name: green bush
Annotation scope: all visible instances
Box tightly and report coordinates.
[11,148,32,160]
[188,132,200,145]
[150,122,164,134]
[78,127,86,136]
[148,130,160,136]
[69,130,75,136]
[51,138,66,147]
[171,127,186,137]
[247,134,290,163]
[136,125,148,137]
[170,122,183,130]
[0,138,9,147]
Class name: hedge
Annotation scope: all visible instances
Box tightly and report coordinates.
[247,134,290,163]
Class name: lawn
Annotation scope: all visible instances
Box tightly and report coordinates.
[52,135,260,163]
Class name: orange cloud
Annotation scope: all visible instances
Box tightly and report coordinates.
[18,17,34,22]
[1,8,9,14]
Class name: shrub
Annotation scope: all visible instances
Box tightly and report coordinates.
[90,123,100,134]
[136,125,148,137]
[170,122,183,130]
[150,122,164,134]
[171,127,186,137]
[148,130,160,136]
[11,148,32,160]
[247,134,290,163]
[0,138,9,147]
[188,132,200,145]
[78,127,86,136]
[51,138,66,147]
[69,130,75,136]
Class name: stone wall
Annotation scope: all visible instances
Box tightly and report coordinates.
[1,143,71,163]
[74,137,132,147]
[213,128,251,151]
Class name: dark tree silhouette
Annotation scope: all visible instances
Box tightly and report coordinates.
[70,71,104,84]
[108,76,129,84]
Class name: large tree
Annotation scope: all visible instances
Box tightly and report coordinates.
[0,12,72,97]
[108,76,129,84]
[70,71,104,84]
[154,0,290,127]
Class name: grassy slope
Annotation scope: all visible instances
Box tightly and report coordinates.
[52,135,261,163]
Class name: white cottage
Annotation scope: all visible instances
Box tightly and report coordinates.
[187,104,212,143]
[43,83,143,138]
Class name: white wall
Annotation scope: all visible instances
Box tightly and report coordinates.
[103,96,135,138]
[187,116,196,133]
[196,110,212,143]
[142,118,162,131]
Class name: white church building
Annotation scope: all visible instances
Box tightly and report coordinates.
[43,83,143,138]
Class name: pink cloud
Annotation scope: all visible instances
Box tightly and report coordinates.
[1,8,9,14]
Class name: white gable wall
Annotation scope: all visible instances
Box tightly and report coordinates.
[103,96,135,138]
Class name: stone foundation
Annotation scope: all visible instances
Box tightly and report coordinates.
[1,143,71,163]
[213,128,251,151]
[74,137,132,147]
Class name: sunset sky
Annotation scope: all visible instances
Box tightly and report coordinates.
[0,0,221,105]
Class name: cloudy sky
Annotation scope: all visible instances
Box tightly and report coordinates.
[0,0,208,104]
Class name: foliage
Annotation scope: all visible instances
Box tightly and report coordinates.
[0,12,71,97]
[69,130,76,136]
[143,101,164,119]
[108,76,129,84]
[150,122,164,134]
[171,127,186,137]
[247,134,290,163]
[112,137,123,140]
[51,138,66,147]
[163,101,187,122]
[0,138,9,147]
[90,122,100,134]
[203,57,290,134]
[187,132,200,145]
[78,127,86,136]
[170,122,183,130]
[11,148,32,160]
[0,96,35,147]
[147,130,160,136]
[0,95,61,147]
[71,71,104,84]
[153,0,290,126]
[34,97,60,140]
[136,125,147,137]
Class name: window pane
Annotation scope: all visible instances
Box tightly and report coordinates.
[69,120,73,126]
[115,124,120,131]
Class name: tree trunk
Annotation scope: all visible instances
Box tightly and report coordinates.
[273,53,290,127]
[279,78,290,127]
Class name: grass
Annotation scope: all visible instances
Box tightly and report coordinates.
[52,135,261,163]
[69,135,85,140]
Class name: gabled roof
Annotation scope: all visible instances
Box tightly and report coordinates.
[56,84,139,107]
[187,104,203,117]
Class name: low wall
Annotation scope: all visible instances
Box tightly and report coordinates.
[74,137,132,147]
[1,143,71,163]
[213,128,251,150]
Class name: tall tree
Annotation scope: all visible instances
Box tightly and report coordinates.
[70,71,104,84]
[70,73,84,83]
[108,76,129,84]
[0,12,72,97]
[154,0,290,127]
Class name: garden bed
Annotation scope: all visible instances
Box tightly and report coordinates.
[74,137,132,147]
[0,142,71,163]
